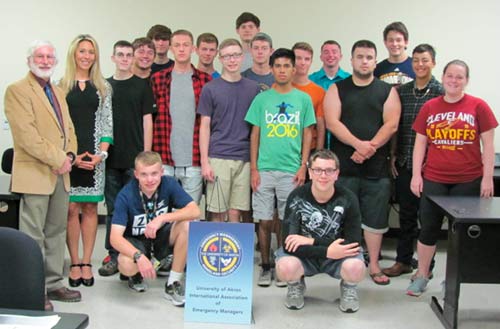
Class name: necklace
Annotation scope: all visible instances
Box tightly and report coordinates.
[76,79,89,83]
[412,87,430,100]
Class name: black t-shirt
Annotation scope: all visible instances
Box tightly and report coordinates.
[151,60,174,75]
[282,182,362,259]
[107,75,155,168]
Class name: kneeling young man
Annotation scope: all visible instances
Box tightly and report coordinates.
[275,150,365,312]
[110,151,200,306]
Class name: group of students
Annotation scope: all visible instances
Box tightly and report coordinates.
[4,11,497,315]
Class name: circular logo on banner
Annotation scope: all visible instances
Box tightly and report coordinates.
[198,232,242,277]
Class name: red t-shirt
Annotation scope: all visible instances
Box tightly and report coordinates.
[412,94,498,183]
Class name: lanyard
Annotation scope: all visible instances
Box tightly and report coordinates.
[139,189,158,223]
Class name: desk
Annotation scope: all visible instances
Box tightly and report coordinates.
[428,196,500,329]
[0,175,19,229]
[0,308,88,329]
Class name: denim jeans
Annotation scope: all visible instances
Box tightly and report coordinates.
[104,167,135,260]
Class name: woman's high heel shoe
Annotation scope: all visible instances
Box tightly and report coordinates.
[68,264,82,287]
[81,263,94,287]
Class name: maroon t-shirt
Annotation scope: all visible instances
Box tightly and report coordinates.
[413,94,498,183]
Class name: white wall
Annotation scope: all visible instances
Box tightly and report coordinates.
[1,0,499,156]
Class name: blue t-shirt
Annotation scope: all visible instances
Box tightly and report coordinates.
[242,68,275,92]
[374,57,415,86]
[112,175,193,237]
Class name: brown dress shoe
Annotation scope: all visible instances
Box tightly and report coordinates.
[47,287,81,302]
[382,262,413,277]
[44,295,54,311]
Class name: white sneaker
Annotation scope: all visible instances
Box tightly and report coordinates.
[258,269,272,287]
[285,278,306,310]
[274,271,287,287]
[339,280,359,313]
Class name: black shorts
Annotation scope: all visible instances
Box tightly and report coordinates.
[124,223,172,261]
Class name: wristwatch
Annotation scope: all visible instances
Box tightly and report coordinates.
[66,152,76,165]
[133,251,143,263]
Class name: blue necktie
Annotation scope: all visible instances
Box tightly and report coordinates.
[44,84,56,109]
[44,83,63,128]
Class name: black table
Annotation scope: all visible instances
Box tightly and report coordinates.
[428,196,500,329]
[0,175,19,229]
[0,307,88,329]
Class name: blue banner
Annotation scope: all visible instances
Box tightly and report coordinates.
[184,222,255,324]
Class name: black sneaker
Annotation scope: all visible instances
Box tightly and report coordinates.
[157,254,173,277]
[128,273,147,292]
[98,260,118,276]
[164,281,185,306]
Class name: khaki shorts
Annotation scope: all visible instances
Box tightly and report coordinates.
[205,158,250,213]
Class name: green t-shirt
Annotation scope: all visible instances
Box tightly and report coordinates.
[245,88,316,173]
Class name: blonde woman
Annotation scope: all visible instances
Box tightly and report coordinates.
[60,34,113,287]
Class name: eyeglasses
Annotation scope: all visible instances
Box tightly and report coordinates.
[220,52,243,61]
[33,54,56,61]
[309,167,337,176]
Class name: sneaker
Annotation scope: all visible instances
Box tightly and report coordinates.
[339,280,359,313]
[102,255,111,265]
[164,281,185,306]
[98,259,118,276]
[410,271,433,282]
[157,254,173,277]
[275,275,287,288]
[285,278,305,310]
[406,276,429,297]
[257,269,272,287]
[128,273,147,292]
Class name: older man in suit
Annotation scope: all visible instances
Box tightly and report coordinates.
[4,40,80,311]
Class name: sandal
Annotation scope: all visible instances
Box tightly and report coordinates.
[80,263,94,287]
[68,264,82,287]
[370,272,391,285]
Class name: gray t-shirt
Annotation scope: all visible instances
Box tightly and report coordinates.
[197,77,260,162]
[242,68,275,92]
[170,70,195,166]
[240,51,253,72]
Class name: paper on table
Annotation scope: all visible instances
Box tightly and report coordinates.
[0,314,60,329]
